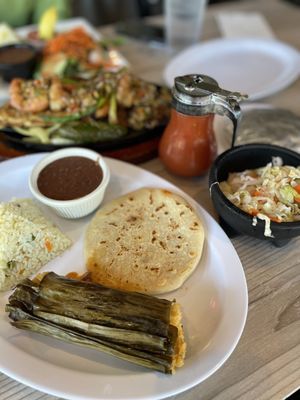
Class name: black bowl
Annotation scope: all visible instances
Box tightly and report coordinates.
[0,43,38,82]
[209,143,300,246]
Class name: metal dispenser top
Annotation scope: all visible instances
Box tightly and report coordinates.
[172,74,248,124]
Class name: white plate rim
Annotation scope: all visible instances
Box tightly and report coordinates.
[0,153,248,400]
[163,37,300,100]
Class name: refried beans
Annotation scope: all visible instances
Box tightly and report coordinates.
[37,156,103,200]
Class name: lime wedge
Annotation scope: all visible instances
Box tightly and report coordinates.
[38,7,57,40]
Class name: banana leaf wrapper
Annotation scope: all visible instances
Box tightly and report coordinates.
[6,272,185,373]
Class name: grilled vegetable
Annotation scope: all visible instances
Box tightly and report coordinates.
[6,272,185,373]
[56,119,127,143]
[14,124,60,144]
[9,118,127,144]
[41,98,105,124]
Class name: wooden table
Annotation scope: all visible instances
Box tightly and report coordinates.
[1,0,300,399]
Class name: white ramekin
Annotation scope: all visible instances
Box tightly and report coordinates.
[29,147,110,219]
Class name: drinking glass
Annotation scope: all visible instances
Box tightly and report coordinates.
[164,0,207,52]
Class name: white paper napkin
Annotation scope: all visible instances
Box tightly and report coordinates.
[216,12,275,39]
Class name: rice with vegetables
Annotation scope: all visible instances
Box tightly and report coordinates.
[0,198,72,291]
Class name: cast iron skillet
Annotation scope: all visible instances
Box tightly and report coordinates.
[209,143,300,247]
[0,124,165,153]
[0,82,169,155]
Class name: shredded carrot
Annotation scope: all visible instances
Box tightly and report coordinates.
[294,184,300,194]
[45,239,53,252]
[252,189,263,197]
[43,27,97,61]
[269,215,281,223]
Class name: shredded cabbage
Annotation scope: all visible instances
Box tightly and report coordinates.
[219,160,300,236]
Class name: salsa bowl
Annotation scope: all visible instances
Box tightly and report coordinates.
[0,43,38,81]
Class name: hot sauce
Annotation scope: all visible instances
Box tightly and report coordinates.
[159,109,216,177]
[159,75,247,177]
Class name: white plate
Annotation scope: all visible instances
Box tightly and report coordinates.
[0,154,248,400]
[0,18,129,105]
[164,38,300,100]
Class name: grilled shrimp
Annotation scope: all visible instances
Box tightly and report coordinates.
[116,73,135,107]
[9,79,49,113]
[48,78,67,111]
[116,72,156,107]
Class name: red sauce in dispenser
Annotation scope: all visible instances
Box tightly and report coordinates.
[158,74,246,178]
[159,109,217,177]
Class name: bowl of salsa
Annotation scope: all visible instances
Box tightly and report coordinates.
[0,43,38,81]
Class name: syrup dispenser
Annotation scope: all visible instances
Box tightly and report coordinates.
[159,74,247,177]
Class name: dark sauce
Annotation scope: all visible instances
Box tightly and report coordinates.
[0,47,35,64]
[37,156,103,201]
